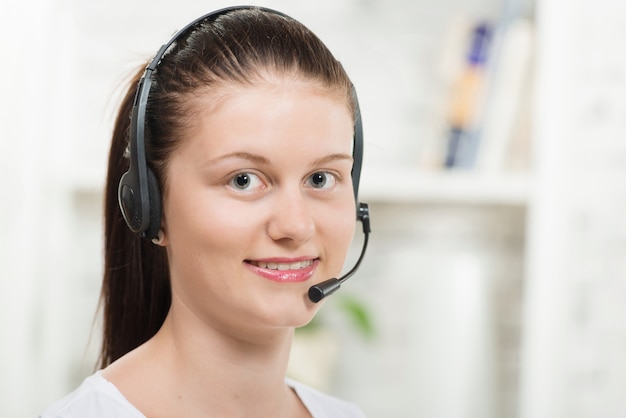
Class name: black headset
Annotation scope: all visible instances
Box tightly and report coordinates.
[118,6,365,240]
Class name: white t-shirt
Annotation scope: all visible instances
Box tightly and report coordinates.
[39,371,366,417]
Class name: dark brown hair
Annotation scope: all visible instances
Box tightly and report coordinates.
[99,7,355,368]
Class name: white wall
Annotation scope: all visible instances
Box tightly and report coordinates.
[519,0,626,417]
[1,2,81,416]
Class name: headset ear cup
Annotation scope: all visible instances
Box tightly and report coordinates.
[118,171,139,233]
[144,167,163,240]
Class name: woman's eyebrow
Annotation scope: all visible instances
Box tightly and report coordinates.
[311,153,353,166]
[206,151,270,165]
[205,152,352,166]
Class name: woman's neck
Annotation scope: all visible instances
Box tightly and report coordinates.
[103,302,309,417]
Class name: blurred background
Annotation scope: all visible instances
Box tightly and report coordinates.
[3,0,626,416]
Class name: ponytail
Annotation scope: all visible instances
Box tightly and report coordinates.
[98,66,171,368]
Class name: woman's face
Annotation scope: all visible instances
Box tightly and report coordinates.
[161,79,356,337]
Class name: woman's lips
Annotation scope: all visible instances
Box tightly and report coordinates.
[245,258,318,283]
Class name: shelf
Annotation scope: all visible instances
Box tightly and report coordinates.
[63,165,530,207]
[358,168,530,206]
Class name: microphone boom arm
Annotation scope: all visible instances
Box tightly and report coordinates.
[308,203,370,303]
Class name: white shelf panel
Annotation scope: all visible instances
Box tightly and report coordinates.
[66,166,530,206]
[359,168,530,206]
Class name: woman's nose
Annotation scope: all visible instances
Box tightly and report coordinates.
[266,188,316,244]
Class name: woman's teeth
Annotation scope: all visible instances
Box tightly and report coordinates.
[252,260,313,270]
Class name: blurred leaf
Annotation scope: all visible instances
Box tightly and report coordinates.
[337,295,375,340]
[297,294,375,341]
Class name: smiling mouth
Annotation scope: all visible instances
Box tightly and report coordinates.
[247,259,314,271]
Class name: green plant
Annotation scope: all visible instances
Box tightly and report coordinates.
[298,294,375,340]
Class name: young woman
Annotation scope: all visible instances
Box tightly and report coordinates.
[41,6,368,417]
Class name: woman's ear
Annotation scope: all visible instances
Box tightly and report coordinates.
[151,214,168,246]
[151,229,166,246]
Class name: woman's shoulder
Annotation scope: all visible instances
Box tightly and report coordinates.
[39,371,145,418]
[287,378,366,418]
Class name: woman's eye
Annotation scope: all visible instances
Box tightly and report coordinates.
[228,172,264,191]
[307,172,336,189]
